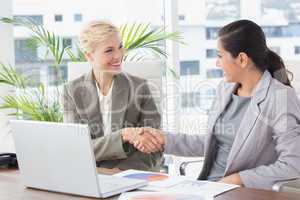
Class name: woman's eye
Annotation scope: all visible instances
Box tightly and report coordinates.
[105,49,113,53]
[217,54,222,58]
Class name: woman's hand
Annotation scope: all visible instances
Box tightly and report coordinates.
[133,127,165,154]
[120,127,143,143]
[120,127,165,154]
[219,173,244,186]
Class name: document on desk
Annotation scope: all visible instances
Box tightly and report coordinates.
[118,191,213,200]
[114,170,239,197]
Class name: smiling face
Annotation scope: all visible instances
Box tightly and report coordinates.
[216,39,244,83]
[86,33,124,76]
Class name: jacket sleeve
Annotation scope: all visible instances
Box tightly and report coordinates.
[136,80,163,166]
[63,84,81,123]
[138,80,161,128]
[163,81,220,157]
[239,88,300,190]
[92,130,129,161]
[63,84,129,161]
[164,133,207,157]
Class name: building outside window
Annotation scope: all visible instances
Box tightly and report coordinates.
[262,26,283,37]
[181,89,216,110]
[180,60,200,75]
[295,46,300,54]
[54,14,63,22]
[47,65,68,86]
[13,15,43,25]
[206,0,240,20]
[206,49,218,58]
[15,39,38,63]
[62,38,72,49]
[178,14,185,21]
[74,13,82,22]
[206,68,223,79]
[206,27,220,40]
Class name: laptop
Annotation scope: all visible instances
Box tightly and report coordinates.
[10,120,147,198]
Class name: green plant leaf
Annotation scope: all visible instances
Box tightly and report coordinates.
[0,63,27,88]
[120,22,184,61]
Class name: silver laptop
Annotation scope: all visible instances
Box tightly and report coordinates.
[10,120,147,198]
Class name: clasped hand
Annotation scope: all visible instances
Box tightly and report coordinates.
[121,127,165,154]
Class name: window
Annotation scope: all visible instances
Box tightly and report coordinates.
[262,0,300,24]
[181,92,201,108]
[206,68,224,79]
[15,39,38,63]
[262,26,283,37]
[206,0,240,20]
[63,38,72,48]
[54,14,63,22]
[295,46,300,55]
[74,13,82,22]
[48,65,68,86]
[16,66,41,87]
[206,27,220,40]
[262,25,300,38]
[181,90,216,110]
[13,15,43,25]
[178,14,185,21]
[206,49,218,58]
[180,60,200,75]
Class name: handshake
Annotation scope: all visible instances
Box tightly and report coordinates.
[121,127,165,154]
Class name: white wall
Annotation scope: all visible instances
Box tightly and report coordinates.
[0,0,15,153]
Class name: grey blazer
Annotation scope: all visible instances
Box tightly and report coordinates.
[165,71,300,190]
[63,71,162,171]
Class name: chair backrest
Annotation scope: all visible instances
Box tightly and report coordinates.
[67,61,164,112]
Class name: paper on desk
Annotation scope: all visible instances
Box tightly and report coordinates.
[118,191,213,200]
[114,169,194,191]
[164,180,239,197]
[114,169,239,197]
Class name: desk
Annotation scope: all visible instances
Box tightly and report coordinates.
[1,168,299,200]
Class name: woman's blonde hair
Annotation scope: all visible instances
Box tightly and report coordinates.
[79,20,119,53]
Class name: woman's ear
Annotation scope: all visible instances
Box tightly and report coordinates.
[238,52,249,69]
[85,52,93,62]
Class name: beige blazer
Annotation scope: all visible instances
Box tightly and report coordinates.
[165,71,300,189]
[63,71,162,171]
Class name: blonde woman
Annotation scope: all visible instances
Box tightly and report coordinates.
[63,20,162,171]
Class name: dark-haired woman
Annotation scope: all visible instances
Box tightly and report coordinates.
[133,19,300,190]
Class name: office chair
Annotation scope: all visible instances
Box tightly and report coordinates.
[273,179,300,194]
[179,160,300,194]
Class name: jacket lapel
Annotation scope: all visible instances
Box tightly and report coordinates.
[207,81,237,134]
[198,81,237,179]
[225,71,272,172]
[111,73,130,132]
[81,71,103,137]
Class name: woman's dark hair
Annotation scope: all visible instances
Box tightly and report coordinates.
[218,19,293,87]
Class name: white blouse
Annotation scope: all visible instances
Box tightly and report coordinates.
[95,80,114,136]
